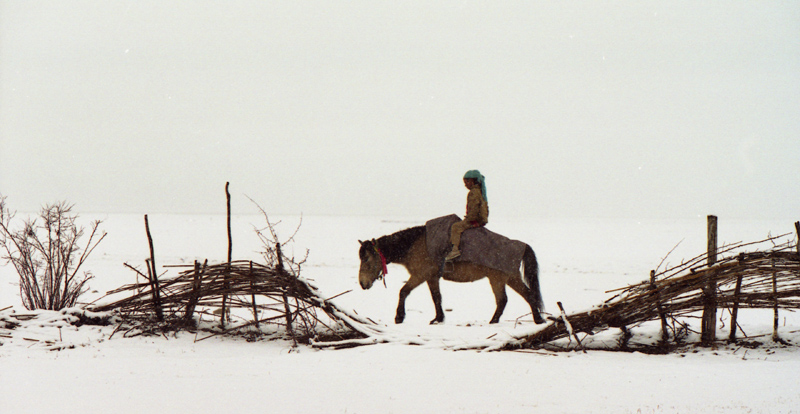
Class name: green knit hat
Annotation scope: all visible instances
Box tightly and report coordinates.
[463,170,487,202]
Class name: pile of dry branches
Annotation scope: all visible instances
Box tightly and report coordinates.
[511,233,800,349]
[88,185,383,344]
[92,258,373,343]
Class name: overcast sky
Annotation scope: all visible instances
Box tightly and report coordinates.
[1,2,798,220]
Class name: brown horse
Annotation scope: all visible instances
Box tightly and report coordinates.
[358,225,545,325]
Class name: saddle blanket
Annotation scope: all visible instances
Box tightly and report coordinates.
[425,214,527,275]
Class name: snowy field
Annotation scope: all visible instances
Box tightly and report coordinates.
[2,214,799,413]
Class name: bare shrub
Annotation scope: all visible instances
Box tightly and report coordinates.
[0,197,106,310]
[248,197,308,276]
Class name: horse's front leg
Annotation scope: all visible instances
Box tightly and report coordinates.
[427,277,445,324]
[395,277,425,324]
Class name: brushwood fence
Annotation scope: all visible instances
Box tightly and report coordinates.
[90,184,378,344]
[92,211,799,351]
[93,258,376,343]
[506,217,800,351]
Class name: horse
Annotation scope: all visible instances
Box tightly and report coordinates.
[358,224,545,325]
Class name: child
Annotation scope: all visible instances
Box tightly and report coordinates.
[446,170,489,261]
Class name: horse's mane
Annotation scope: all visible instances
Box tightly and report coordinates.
[361,225,426,264]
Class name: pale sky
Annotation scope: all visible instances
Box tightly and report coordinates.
[1,1,798,219]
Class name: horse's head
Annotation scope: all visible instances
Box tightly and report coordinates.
[358,239,384,290]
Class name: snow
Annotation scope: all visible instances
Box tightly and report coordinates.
[2,214,799,413]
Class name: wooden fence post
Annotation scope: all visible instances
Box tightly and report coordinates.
[728,253,744,343]
[220,182,232,328]
[772,260,780,342]
[650,270,669,345]
[770,221,800,342]
[250,261,259,328]
[144,215,163,321]
[701,215,717,346]
[277,243,295,342]
[226,182,232,264]
[795,221,800,256]
[183,260,202,325]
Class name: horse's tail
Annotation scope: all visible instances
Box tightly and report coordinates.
[522,244,545,313]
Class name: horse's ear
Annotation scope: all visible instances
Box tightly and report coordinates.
[358,240,364,245]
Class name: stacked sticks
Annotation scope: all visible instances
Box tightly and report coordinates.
[514,233,800,349]
[93,258,368,342]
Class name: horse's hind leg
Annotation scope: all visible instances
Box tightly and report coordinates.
[426,278,445,324]
[507,276,545,324]
[488,276,508,324]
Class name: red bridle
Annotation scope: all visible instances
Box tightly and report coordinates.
[373,244,388,287]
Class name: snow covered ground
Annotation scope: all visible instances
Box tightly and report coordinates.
[2,214,799,413]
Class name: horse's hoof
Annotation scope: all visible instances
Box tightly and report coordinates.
[395,315,405,324]
[534,315,545,324]
[489,318,500,324]
[429,318,444,325]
